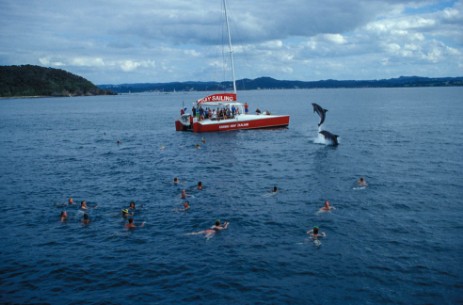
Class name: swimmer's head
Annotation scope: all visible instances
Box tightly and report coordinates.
[83,214,89,220]
[313,226,319,234]
[215,220,220,226]
[122,209,129,215]
[128,218,134,224]
[129,201,135,208]
[60,211,67,217]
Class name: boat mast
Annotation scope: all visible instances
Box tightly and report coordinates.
[223,0,237,94]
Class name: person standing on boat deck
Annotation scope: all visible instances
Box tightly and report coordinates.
[192,106,196,118]
[244,102,249,114]
[180,107,185,115]
[199,106,204,120]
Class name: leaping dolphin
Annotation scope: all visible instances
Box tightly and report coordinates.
[319,130,339,146]
[312,103,328,127]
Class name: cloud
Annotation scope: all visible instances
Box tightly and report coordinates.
[0,0,462,83]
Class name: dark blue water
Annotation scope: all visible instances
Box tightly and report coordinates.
[1,88,462,304]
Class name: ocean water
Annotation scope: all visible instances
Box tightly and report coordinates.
[0,88,462,305]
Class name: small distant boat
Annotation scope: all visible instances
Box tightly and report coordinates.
[175,0,290,133]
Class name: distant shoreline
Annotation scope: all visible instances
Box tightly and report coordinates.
[98,76,463,94]
[2,86,463,100]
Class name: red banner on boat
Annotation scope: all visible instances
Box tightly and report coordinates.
[197,93,237,104]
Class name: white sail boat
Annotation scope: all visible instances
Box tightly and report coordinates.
[175,0,290,132]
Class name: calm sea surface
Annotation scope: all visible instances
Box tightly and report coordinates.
[1,88,462,304]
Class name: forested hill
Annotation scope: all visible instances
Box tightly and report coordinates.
[100,75,463,93]
[0,65,115,97]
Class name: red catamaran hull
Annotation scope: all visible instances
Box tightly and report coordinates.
[175,115,290,133]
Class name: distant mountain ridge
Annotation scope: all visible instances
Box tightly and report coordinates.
[0,65,115,97]
[99,75,463,93]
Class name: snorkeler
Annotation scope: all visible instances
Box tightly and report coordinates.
[357,177,368,187]
[125,218,145,229]
[60,211,68,222]
[319,200,335,211]
[307,226,326,240]
[121,208,132,217]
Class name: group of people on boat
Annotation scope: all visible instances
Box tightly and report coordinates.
[188,104,242,122]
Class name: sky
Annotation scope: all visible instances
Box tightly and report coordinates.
[0,0,462,85]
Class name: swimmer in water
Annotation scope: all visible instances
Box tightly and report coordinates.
[190,220,229,238]
[175,201,190,212]
[181,189,187,199]
[125,218,145,229]
[307,226,326,240]
[201,137,206,144]
[68,197,74,205]
[60,211,68,222]
[129,201,136,210]
[197,181,203,190]
[357,177,368,187]
[174,177,179,184]
[121,209,131,217]
[319,200,335,212]
[81,213,90,225]
[272,186,278,193]
[80,200,97,210]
